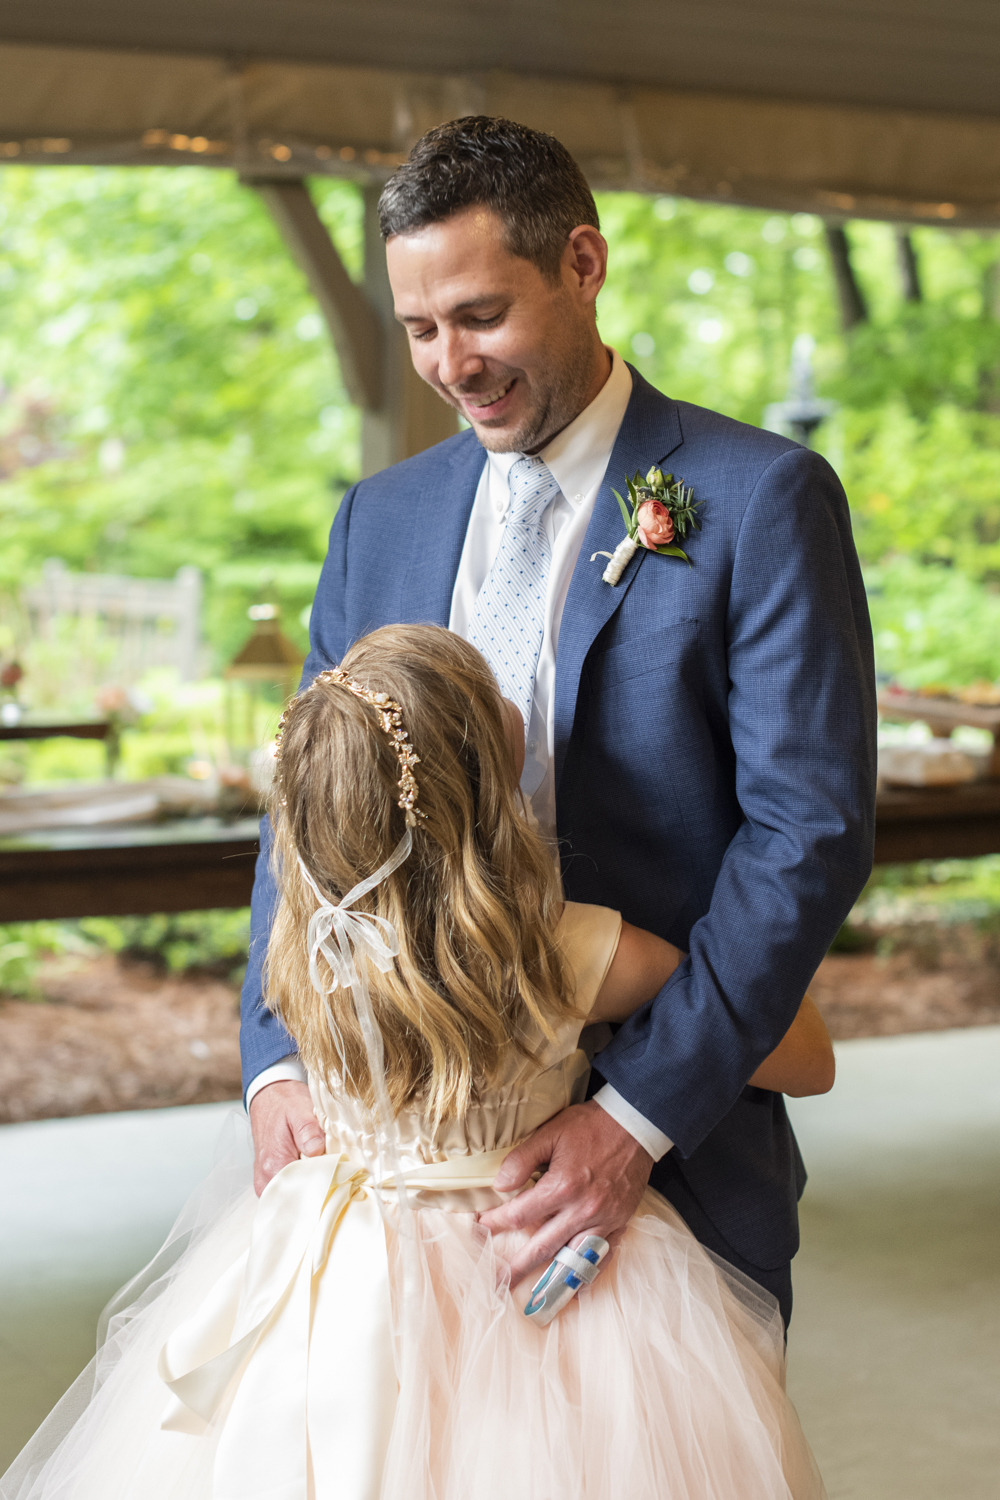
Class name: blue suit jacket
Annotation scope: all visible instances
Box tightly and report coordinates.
[241,368,877,1274]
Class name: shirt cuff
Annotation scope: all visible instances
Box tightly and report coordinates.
[593,1084,674,1162]
[245,1055,308,1112]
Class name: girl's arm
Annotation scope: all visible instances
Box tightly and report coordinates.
[591,921,834,1098]
[745,992,834,1096]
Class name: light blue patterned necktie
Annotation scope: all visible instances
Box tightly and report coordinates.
[468,455,561,730]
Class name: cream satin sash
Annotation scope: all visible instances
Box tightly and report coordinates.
[158,1146,514,1500]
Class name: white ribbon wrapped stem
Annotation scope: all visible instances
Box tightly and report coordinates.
[600,534,639,585]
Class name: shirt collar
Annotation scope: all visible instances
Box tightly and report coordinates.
[486,349,633,507]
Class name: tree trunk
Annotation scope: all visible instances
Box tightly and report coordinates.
[896,232,922,302]
[824,223,869,331]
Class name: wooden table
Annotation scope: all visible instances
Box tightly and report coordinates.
[873,780,1000,864]
[2,783,999,923]
[878,689,1000,776]
[0,715,111,743]
[0,715,116,776]
[0,817,261,921]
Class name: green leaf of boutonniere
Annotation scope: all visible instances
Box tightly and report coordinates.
[612,488,634,532]
[654,543,692,563]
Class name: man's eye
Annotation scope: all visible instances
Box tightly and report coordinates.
[410,327,436,342]
[471,314,503,328]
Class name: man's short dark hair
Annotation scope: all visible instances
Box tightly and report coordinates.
[378,116,599,279]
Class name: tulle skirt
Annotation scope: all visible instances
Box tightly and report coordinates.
[1,1119,824,1500]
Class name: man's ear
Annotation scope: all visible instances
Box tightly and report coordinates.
[563,225,609,305]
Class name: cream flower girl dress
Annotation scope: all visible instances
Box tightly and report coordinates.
[1,901,824,1500]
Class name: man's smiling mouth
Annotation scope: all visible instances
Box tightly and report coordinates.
[460,379,516,412]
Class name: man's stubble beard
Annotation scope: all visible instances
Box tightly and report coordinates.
[464,317,605,457]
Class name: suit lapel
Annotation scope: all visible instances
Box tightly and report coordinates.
[554,372,684,789]
[398,432,486,625]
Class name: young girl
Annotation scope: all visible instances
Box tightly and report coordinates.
[2,624,830,1500]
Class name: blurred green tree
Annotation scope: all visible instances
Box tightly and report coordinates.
[2,168,1000,694]
[0,166,363,667]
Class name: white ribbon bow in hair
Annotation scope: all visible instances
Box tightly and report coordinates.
[298,828,412,998]
[297,829,415,1213]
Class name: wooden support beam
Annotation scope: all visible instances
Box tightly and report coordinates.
[248,177,383,411]
[249,177,457,476]
[359,185,459,476]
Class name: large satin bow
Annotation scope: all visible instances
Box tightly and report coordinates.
[158,1145,516,1499]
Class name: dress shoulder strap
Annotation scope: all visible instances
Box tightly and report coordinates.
[554,903,623,1017]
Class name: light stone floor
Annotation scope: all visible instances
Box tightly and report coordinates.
[0,1101,246,1473]
[785,1027,1000,1500]
[1,1032,999,1494]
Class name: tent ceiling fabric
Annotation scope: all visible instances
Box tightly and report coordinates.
[3,1,999,118]
[1,1,999,224]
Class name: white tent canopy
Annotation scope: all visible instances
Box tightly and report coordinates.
[0,0,999,226]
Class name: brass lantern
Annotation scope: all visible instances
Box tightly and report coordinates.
[224,604,304,763]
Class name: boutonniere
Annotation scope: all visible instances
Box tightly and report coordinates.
[593,467,700,585]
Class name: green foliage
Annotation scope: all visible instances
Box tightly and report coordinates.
[836,403,1000,582]
[0,908,252,997]
[861,855,1000,918]
[79,908,252,984]
[829,854,1000,953]
[0,921,95,997]
[0,166,361,670]
[1,168,1000,714]
[596,196,841,426]
[865,556,1000,687]
[832,233,1000,417]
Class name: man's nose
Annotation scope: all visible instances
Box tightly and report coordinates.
[435,329,484,390]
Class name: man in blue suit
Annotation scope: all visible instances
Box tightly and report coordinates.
[241,116,876,1325]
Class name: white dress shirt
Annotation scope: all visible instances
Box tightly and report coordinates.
[248,348,672,1163]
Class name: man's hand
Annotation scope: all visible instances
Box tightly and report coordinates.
[477,1100,654,1286]
[249,1080,326,1196]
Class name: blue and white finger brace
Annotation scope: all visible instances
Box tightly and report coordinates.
[522,1236,610,1326]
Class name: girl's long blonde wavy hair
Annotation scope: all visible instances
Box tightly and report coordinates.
[265,624,573,1122]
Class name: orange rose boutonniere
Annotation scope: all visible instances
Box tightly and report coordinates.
[594,467,701,585]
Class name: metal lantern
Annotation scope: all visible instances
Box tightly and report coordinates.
[224,604,304,763]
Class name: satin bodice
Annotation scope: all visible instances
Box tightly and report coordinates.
[308,903,622,1209]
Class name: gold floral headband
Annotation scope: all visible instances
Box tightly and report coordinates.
[275,668,425,826]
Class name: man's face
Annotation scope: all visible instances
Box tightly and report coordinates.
[386,206,608,454]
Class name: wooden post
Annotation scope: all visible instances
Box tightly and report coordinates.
[249,177,458,479]
[360,184,458,478]
[247,178,383,411]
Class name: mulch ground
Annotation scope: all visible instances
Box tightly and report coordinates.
[1,938,999,1124]
[0,954,242,1124]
